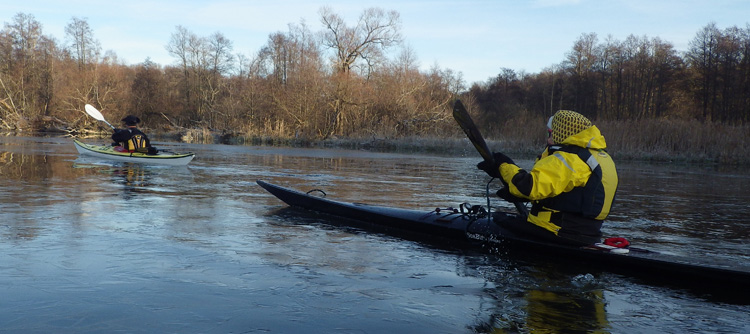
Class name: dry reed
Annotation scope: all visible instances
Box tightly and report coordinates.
[169,117,749,165]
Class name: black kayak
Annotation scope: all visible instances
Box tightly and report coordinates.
[257,180,750,298]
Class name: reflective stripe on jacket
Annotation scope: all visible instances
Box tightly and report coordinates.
[498,125,618,236]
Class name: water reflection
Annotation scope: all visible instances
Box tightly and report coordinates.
[1,145,100,241]
[479,284,609,333]
[258,204,612,333]
[1,136,749,333]
[522,287,607,333]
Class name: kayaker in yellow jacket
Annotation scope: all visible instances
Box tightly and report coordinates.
[112,115,155,154]
[477,110,618,245]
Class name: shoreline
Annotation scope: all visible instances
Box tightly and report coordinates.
[15,129,747,166]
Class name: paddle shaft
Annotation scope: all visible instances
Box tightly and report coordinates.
[100,120,115,130]
[452,99,528,217]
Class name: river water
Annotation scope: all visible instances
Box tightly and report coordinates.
[1,135,748,333]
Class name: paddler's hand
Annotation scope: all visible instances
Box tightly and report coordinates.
[496,187,525,203]
[491,152,515,166]
[477,160,501,178]
[477,152,514,178]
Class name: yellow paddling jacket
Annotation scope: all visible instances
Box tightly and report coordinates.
[499,125,618,239]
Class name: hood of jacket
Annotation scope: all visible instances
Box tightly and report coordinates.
[559,125,607,150]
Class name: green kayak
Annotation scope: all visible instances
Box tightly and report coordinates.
[74,139,195,166]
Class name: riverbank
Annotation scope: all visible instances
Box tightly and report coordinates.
[170,118,749,166]
[8,116,750,166]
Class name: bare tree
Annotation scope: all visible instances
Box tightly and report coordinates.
[564,32,601,118]
[206,32,234,76]
[374,46,458,137]
[319,6,402,75]
[165,26,236,128]
[256,22,326,137]
[318,7,402,137]
[165,25,196,115]
[686,23,721,120]
[131,58,166,123]
[0,13,58,127]
[64,17,100,68]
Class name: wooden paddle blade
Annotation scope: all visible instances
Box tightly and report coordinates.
[452,99,493,163]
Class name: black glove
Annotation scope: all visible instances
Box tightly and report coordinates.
[491,152,515,166]
[477,160,501,178]
[496,187,526,203]
[477,152,515,178]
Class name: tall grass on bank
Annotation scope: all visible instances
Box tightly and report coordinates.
[322,118,750,165]
[485,117,748,164]
[151,118,750,166]
[597,119,749,164]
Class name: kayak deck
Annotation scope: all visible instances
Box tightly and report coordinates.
[257,179,750,299]
[74,139,195,166]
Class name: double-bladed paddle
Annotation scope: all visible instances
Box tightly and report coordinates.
[452,99,528,217]
[453,99,493,163]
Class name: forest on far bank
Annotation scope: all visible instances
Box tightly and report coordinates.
[1,9,748,164]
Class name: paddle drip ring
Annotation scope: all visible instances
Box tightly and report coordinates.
[604,237,630,248]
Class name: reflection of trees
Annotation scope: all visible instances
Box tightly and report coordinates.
[0,146,104,241]
[1,148,102,181]
[0,151,51,180]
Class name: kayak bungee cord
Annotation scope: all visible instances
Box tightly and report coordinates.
[485,178,494,224]
[306,189,327,197]
[483,177,530,224]
[258,179,750,296]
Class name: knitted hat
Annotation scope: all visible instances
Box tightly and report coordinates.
[548,110,591,143]
[121,115,141,126]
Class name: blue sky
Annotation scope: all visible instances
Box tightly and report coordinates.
[3,0,749,84]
